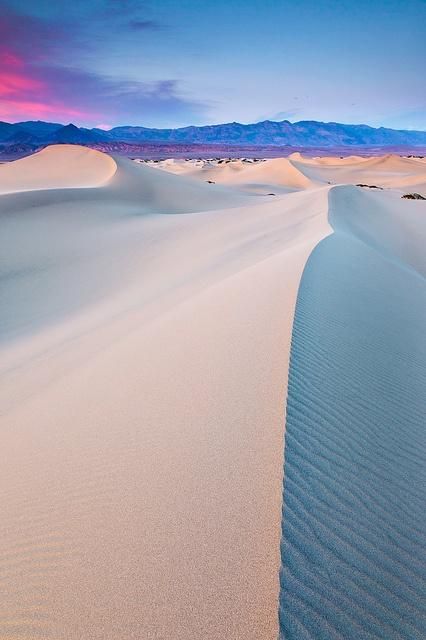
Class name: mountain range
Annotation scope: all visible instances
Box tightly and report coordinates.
[1,119,426,150]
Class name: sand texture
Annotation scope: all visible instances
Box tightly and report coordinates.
[279,186,426,639]
[0,145,330,639]
[0,145,425,639]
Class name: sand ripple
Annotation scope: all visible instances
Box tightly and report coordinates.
[279,187,426,639]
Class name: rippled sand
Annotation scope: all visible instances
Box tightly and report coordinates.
[280,186,426,639]
[1,146,425,639]
[0,145,330,639]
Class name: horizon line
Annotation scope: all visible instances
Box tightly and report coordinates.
[2,118,426,133]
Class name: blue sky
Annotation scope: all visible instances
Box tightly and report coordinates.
[1,0,425,129]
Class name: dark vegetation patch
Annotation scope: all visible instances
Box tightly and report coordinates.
[401,193,426,200]
[356,184,383,189]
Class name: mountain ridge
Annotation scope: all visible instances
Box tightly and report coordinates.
[0,119,425,148]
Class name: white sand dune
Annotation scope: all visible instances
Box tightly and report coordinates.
[279,185,426,639]
[0,145,117,194]
[0,145,330,640]
[147,157,314,194]
[0,145,424,639]
[290,152,426,190]
[109,155,253,211]
[288,151,366,165]
[145,152,426,193]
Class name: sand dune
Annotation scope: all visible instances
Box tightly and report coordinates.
[145,152,426,193]
[110,155,253,211]
[279,186,426,639]
[188,157,313,191]
[290,153,426,190]
[289,152,367,165]
[0,145,117,194]
[146,157,313,193]
[0,145,330,639]
[0,145,424,639]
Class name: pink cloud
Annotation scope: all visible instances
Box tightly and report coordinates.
[0,4,205,126]
[0,52,22,67]
[0,44,101,122]
[0,72,44,97]
[0,99,91,120]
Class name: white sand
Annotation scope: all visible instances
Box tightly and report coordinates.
[145,152,426,194]
[0,145,117,194]
[145,157,314,194]
[0,145,424,639]
[290,152,426,190]
[0,145,330,640]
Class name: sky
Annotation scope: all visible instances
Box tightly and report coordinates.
[1,0,425,130]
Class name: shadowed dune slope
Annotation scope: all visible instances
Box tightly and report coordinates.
[109,155,254,211]
[0,151,302,345]
[279,186,426,639]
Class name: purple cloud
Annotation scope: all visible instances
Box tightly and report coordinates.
[0,2,206,126]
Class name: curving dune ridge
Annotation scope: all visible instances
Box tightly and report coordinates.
[0,144,118,195]
[0,144,425,639]
[0,145,330,640]
[279,186,426,639]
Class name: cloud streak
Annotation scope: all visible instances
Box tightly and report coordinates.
[0,3,205,126]
[127,19,163,31]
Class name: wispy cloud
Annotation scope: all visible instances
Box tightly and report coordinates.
[255,108,302,123]
[127,19,163,31]
[0,3,205,126]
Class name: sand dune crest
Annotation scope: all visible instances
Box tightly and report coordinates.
[0,145,117,194]
[1,144,425,639]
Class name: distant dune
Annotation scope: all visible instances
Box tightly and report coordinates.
[0,146,424,639]
[145,157,313,193]
[143,152,426,194]
[290,153,426,191]
[0,145,117,194]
